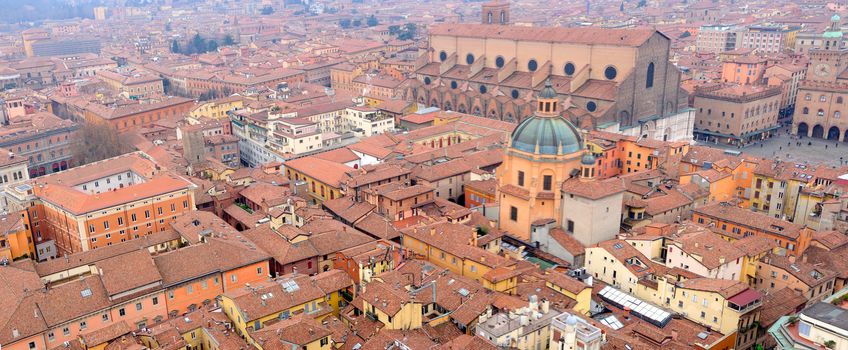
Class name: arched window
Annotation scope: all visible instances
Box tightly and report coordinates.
[500,11,506,23]
[487,12,493,23]
[805,93,812,101]
[803,107,809,114]
[820,95,827,102]
[836,111,842,119]
[818,109,825,116]
[646,62,655,88]
[839,96,844,104]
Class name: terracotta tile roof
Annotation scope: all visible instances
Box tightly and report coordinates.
[498,184,529,200]
[561,177,625,200]
[225,271,351,321]
[322,196,375,223]
[380,184,434,201]
[465,179,498,196]
[95,250,162,297]
[313,147,361,164]
[241,224,306,259]
[285,156,353,188]
[32,152,193,215]
[360,280,411,317]
[804,245,848,279]
[354,213,401,240]
[811,230,848,250]
[670,230,744,270]
[676,277,750,299]
[347,141,393,159]
[759,287,807,327]
[543,271,589,295]
[429,23,657,47]
[153,238,269,287]
[596,239,664,278]
[402,222,510,269]
[170,211,239,244]
[731,235,777,257]
[252,316,333,349]
[309,228,375,256]
[360,329,436,350]
[761,252,837,288]
[694,201,803,240]
[548,228,586,257]
[79,320,132,347]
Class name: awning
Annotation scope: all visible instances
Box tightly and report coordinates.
[728,288,761,306]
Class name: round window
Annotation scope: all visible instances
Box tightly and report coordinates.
[604,66,617,80]
[587,101,597,112]
[439,51,447,62]
[495,56,505,68]
[564,62,575,76]
[423,76,431,85]
[511,89,519,99]
[466,53,475,65]
[479,85,488,94]
[451,81,458,89]
[528,59,538,72]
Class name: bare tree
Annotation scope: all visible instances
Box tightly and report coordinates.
[72,123,134,166]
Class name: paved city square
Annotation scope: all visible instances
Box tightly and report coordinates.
[697,126,848,167]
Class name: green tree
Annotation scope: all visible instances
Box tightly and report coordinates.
[261,5,274,15]
[388,25,400,35]
[398,23,416,40]
[620,2,624,11]
[340,19,352,28]
[223,34,235,46]
[170,40,180,53]
[191,34,206,54]
[352,19,361,27]
[366,14,378,27]
[207,40,218,52]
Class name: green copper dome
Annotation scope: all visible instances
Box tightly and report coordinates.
[510,115,583,155]
[539,79,558,99]
[833,14,841,22]
[581,153,596,165]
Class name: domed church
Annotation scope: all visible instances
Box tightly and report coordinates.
[497,80,586,240]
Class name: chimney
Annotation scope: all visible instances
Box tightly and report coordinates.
[671,329,679,340]
[788,255,796,263]
[802,254,808,263]
[430,227,435,236]
[718,256,725,265]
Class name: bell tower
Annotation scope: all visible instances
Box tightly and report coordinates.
[482,1,509,25]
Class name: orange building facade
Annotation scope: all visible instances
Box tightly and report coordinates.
[693,202,813,256]
[27,152,195,256]
[82,98,195,132]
